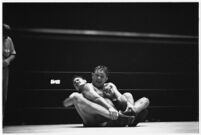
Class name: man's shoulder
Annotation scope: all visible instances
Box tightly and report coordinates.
[83,83,93,90]
[85,83,93,86]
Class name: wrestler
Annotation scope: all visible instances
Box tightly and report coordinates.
[63,76,134,127]
[91,65,150,126]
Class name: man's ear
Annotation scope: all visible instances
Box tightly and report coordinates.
[91,72,94,77]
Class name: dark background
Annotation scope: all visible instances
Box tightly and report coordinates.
[3,3,198,125]
[3,3,198,35]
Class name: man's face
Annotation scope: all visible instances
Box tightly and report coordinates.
[73,77,87,91]
[92,69,108,88]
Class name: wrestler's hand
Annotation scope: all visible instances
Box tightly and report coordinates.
[124,102,134,113]
[103,84,115,99]
[109,107,119,120]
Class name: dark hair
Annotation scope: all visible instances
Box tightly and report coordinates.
[3,24,11,37]
[94,65,109,77]
[72,75,83,81]
[72,75,84,85]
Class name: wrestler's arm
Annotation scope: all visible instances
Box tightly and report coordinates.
[107,83,133,108]
[107,83,126,101]
[82,84,115,110]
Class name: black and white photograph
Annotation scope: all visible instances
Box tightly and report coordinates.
[2,2,199,134]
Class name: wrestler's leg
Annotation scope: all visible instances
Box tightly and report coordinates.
[123,93,150,114]
[104,97,135,127]
[70,92,112,125]
[133,97,150,114]
[122,92,136,115]
[123,93,150,126]
[130,97,150,127]
[123,92,135,105]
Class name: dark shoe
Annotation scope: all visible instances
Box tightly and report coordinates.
[107,112,135,127]
[122,108,136,116]
[130,109,148,127]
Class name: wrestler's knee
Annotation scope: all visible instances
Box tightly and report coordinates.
[141,97,150,107]
[123,92,133,98]
[70,92,83,102]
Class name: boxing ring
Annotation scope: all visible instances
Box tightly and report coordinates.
[4,28,198,133]
[3,122,199,133]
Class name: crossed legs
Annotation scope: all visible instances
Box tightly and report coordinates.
[123,92,150,114]
[65,92,113,126]
[123,92,150,126]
